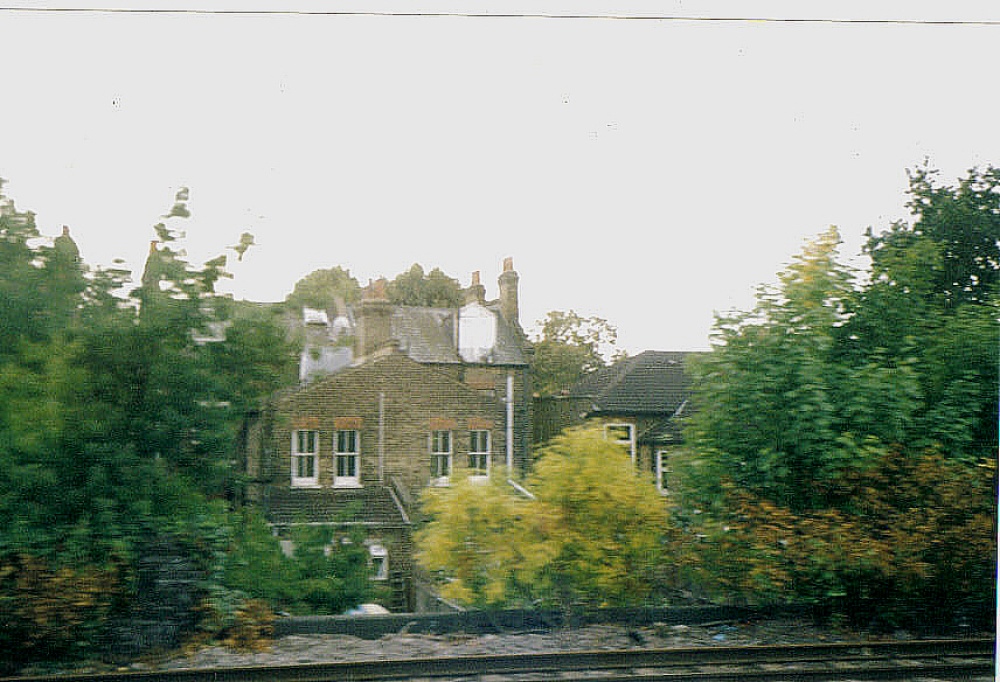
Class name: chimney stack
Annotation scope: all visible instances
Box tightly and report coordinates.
[358,278,393,356]
[498,257,519,325]
[465,270,487,306]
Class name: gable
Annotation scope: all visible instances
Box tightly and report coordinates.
[278,349,499,415]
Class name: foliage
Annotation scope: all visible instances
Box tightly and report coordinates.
[840,166,1000,461]
[416,473,547,608]
[675,450,996,629]
[222,510,372,615]
[285,265,361,310]
[0,554,120,671]
[417,427,674,610]
[0,182,299,669]
[386,263,463,307]
[679,167,999,625]
[684,227,899,511]
[889,163,1000,308]
[526,427,675,608]
[531,311,624,396]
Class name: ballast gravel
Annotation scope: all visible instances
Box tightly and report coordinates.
[153,619,869,671]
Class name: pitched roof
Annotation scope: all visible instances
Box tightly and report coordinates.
[386,303,529,366]
[265,486,409,526]
[568,350,694,416]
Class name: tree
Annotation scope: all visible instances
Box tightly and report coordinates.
[683,227,903,511]
[840,165,1000,461]
[525,427,675,608]
[531,310,624,396]
[891,164,1000,308]
[285,266,361,311]
[386,263,463,307]
[417,427,674,609]
[415,474,547,608]
[0,184,300,669]
[676,182,998,625]
[223,510,372,615]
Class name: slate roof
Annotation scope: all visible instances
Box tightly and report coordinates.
[266,486,409,526]
[387,303,529,366]
[569,350,694,416]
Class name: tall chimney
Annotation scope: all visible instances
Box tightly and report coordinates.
[358,278,393,356]
[498,257,519,325]
[465,270,487,306]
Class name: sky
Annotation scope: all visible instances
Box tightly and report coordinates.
[2,1,998,353]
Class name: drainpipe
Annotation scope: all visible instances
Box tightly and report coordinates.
[378,391,385,484]
[506,373,514,473]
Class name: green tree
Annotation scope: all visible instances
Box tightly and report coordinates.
[840,165,1000,461]
[683,227,906,511]
[531,310,624,396]
[386,263,463,307]
[677,175,998,625]
[223,511,372,615]
[285,266,361,310]
[0,184,299,668]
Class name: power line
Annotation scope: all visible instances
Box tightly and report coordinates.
[0,6,998,24]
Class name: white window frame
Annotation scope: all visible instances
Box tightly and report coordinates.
[369,543,388,581]
[655,449,671,495]
[291,429,319,487]
[334,429,361,488]
[468,429,491,479]
[430,429,453,485]
[605,422,636,462]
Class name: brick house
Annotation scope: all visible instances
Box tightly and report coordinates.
[533,350,694,494]
[240,260,532,611]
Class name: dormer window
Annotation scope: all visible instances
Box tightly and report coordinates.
[458,302,497,363]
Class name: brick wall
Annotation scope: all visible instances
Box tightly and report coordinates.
[243,346,532,612]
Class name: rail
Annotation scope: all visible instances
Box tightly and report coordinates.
[4,638,994,682]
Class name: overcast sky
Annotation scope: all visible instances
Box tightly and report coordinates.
[2,1,998,352]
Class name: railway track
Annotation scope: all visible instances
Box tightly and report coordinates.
[6,638,994,682]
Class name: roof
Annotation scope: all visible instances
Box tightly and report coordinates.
[384,303,529,366]
[568,350,694,416]
[266,486,409,526]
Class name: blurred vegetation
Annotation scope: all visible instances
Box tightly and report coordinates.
[417,426,675,610]
[675,165,998,628]
[418,164,997,631]
[530,310,625,396]
[222,510,374,616]
[0,184,364,672]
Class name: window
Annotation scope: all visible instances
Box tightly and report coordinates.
[605,423,636,462]
[430,429,452,484]
[369,543,388,581]
[334,429,360,487]
[291,429,319,486]
[468,430,491,477]
[655,450,671,494]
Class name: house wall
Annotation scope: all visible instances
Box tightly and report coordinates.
[269,350,513,499]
